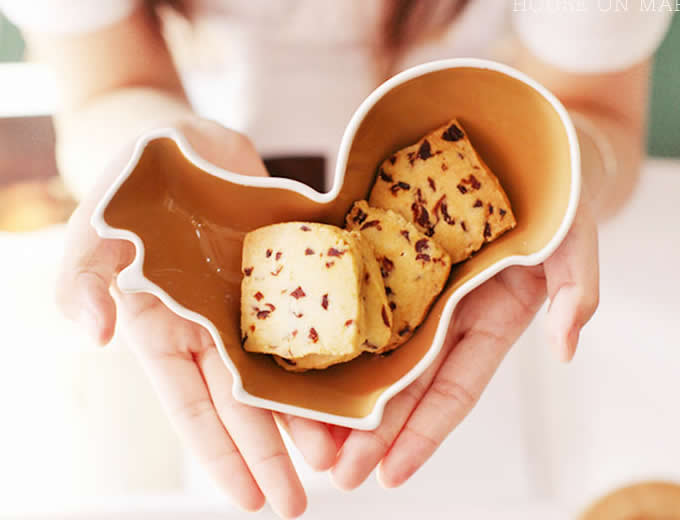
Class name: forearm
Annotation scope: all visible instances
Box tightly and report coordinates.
[54,88,193,200]
[568,107,644,220]
[22,4,192,199]
[513,45,649,222]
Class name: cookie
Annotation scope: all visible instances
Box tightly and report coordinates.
[346,201,451,352]
[273,351,360,372]
[368,119,516,264]
[241,222,391,368]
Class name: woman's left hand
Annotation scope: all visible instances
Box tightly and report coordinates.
[284,198,599,490]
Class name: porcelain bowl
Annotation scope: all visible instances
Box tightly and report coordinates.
[92,58,580,430]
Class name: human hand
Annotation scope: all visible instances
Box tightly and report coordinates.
[56,118,337,518]
[286,199,599,490]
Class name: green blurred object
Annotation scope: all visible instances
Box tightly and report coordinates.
[648,13,680,158]
[0,11,677,156]
[0,12,24,62]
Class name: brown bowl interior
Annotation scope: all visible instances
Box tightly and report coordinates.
[104,67,574,420]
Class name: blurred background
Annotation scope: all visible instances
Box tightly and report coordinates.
[1,10,679,520]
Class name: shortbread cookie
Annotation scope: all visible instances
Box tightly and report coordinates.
[346,201,451,352]
[241,223,391,367]
[369,119,516,264]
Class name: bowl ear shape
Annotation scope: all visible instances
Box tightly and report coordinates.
[92,59,580,430]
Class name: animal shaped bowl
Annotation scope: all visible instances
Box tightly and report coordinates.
[92,59,580,430]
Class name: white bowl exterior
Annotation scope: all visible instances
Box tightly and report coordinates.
[91,58,581,430]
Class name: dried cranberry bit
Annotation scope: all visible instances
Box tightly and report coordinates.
[416,205,431,228]
[266,249,272,258]
[265,303,276,311]
[385,286,393,295]
[380,257,394,278]
[325,261,335,268]
[291,329,298,338]
[300,225,311,232]
[275,251,282,261]
[249,324,255,332]
[389,301,397,310]
[327,247,346,257]
[321,293,329,310]
[442,124,464,141]
[390,181,410,195]
[457,152,464,160]
[257,310,271,319]
[427,177,436,191]
[484,222,492,238]
[379,168,393,182]
[352,208,368,225]
[308,328,319,343]
[305,248,315,255]
[438,198,454,225]
[499,208,507,219]
[416,253,431,262]
[381,305,391,328]
[457,184,468,194]
[462,174,481,190]
[473,199,483,208]
[400,229,410,242]
[254,291,264,301]
[389,155,397,165]
[270,265,283,276]
[291,286,306,299]
[398,326,411,337]
[294,311,304,318]
[418,139,432,160]
[488,203,494,215]
[361,220,382,231]
[345,319,354,327]
[243,267,254,276]
[415,188,426,205]
[441,163,448,171]
[415,238,429,253]
[461,221,468,232]
[364,272,370,282]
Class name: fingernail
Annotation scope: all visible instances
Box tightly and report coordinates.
[562,324,581,362]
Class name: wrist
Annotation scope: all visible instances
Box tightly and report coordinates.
[569,110,617,220]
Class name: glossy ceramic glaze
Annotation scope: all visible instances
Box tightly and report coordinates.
[92,59,580,430]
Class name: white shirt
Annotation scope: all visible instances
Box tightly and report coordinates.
[1,0,673,180]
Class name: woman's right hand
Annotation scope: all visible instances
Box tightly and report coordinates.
[56,118,338,518]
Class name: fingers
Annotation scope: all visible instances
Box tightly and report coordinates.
[115,291,265,511]
[330,350,446,490]
[275,414,338,471]
[199,348,307,519]
[142,351,265,511]
[543,202,600,361]
[56,201,134,345]
[378,327,510,488]
[372,271,544,489]
[176,119,270,178]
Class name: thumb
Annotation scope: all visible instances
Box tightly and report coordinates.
[56,202,134,345]
[56,146,137,345]
[544,202,600,362]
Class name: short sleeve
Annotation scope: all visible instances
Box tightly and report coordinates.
[512,1,673,73]
[0,0,140,35]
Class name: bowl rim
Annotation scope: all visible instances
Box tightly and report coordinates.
[91,58,580,430]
